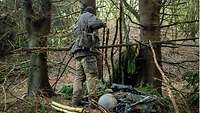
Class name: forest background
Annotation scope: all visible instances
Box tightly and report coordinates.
[0,0,199,113]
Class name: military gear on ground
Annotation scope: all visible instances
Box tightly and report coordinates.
[111,83,144,95]
[113,92,170,113]
[72,55,98,106]
[109,84,171,113]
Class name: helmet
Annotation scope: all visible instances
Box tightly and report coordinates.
[84,6,95,14]
[98,94,117,111]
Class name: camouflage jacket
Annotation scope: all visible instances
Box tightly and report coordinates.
[70,12,105,58]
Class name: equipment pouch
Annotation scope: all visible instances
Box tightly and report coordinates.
[78,31,95,48]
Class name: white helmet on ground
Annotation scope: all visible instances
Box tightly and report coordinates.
[98,94,117,111]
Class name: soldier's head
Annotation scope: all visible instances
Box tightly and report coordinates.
[84,6,95,14]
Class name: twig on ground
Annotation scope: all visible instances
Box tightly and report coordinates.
[91,99,111,113]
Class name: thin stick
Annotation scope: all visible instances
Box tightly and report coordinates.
[51,55,73,88]
[104,28,111,86]
[149,40,180,113]
[119,0,123,84]
[53,51,68,90]
[91,99,111,113]
[111,18,119,82]
[11,38,198,53]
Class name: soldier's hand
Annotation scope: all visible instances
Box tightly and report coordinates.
[103,22,107,28]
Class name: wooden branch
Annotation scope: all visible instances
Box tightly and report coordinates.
[149,40,180,113]
[91,99,111,113]
[12,47,71,52]
[51,56,73,88]
[160,20,199,28]
[54,11,79,20]
[152,37,199,44]
[51,0,64,3]
[11,38,199,53]
[163,43,199,47]
[104,28,111,86]
[51,105,77,113]
[109,0,142,27]
[51,101,85,113]
[53,51,68,90]
[123,0,139,21]
[161,60,199,65]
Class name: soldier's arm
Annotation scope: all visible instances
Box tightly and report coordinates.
[88,15,106,31]
[73,14,84,36]
[74,25,81,36]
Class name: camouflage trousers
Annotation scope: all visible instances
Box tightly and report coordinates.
[72,55,98,103]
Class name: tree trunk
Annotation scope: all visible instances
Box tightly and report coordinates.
[139,0,162,94]
[24,0,54,96]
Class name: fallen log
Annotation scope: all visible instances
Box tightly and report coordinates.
[51,101,85,113]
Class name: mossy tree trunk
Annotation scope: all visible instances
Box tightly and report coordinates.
[24,0,54,96]
[139,0,162,94]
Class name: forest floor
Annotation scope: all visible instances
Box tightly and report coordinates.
[0,43,198,113]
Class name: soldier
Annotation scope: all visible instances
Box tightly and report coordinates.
[70,6,106,107]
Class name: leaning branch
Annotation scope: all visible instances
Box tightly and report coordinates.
[149,40,180,113]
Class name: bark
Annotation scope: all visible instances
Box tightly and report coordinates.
[139,0,162,94]
[119,0,123,84]
[24,0,54,96]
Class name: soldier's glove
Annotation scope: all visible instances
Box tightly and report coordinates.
[103,22,107,28]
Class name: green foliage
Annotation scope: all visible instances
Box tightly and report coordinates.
[182,70,199,88]
[113,45,139,85]
[187,92,199,106]
[137,84,171,110]
[59,84,73,100]
[138,84,161,96]
[96,80,110,96]
[182,70,199,107]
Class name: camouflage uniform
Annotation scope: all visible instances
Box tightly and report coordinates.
[70,7,106,106]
